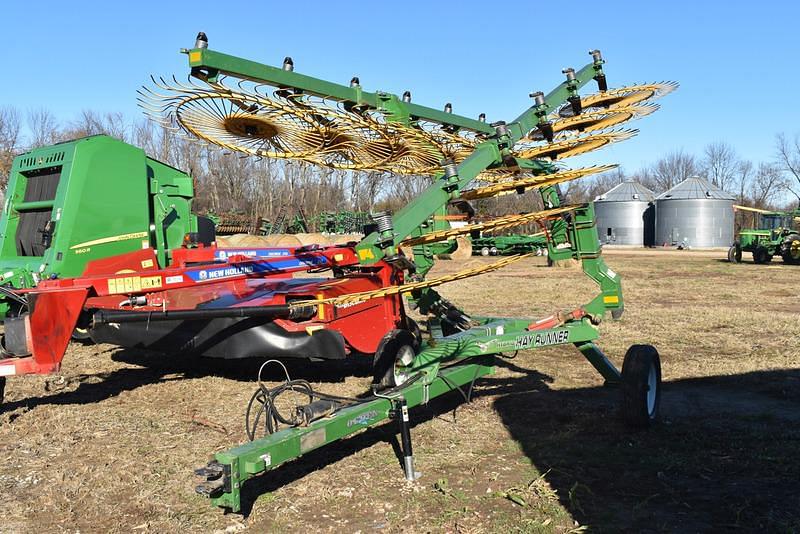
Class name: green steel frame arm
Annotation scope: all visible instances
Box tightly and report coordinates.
[505,60,604,144]
[185,46,604,265]
[187,48,494,134]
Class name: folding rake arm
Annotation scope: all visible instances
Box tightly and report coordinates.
[506,54,606,144]
[185,47,494,134]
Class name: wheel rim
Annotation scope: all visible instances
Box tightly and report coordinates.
[790,240,800,260]
[646,363,657,416]
[393,345,416,386]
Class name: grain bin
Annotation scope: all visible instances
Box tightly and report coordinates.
[594,181,656,246]
[655,176,734,248]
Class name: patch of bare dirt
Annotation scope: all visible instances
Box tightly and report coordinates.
[1,251,799,532]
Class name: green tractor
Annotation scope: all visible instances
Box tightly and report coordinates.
[728,205,800,265]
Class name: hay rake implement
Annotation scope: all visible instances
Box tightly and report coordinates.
[0,33,675,513]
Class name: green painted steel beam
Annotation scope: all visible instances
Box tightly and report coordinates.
[209,358,496,511]
[202,315,610,511]
[506,60,604,144]
[186,48,495,134]
[356,141,501,263]
[575,341,622,383]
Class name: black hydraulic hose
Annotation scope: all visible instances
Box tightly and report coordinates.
[93,304,316,325]
[0,286,28,307]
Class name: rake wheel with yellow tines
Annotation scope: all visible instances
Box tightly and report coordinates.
[463,165,618,200]
[0,35,677,511]
[513,129,638,161]
[525,104,658,141]
[555,81,678,118]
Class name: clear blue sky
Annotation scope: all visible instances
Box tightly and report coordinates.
[2,1,798,174]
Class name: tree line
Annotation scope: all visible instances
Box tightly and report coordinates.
[1,106,799,228]
[0,107,432,222]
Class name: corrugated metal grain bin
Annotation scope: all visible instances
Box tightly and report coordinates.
[594,181,655,246]
[655,176,734,248]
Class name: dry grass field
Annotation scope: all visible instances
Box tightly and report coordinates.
[1,249,799,532]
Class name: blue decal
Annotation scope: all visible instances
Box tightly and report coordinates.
[187,256,328,282]
[215,248,292,260]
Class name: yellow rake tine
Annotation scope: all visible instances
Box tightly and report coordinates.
[289,253,533,308]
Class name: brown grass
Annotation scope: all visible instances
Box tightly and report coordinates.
[1,250,798,532]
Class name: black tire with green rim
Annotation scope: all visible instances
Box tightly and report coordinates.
[372,329,418,390]
[727,244,742,263]
[781,234,800,265]
[621,344,661,428]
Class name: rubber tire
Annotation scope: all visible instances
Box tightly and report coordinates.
[480,247,490,257]
[372,329,417,390]
[402,316,422,351]
[781,234,800,265]
[489,247,498,256]
[727,244,742,263]
[753,246,772,264]
[71,327,93,341]
[0,376,4,407]
[621,344,661,428]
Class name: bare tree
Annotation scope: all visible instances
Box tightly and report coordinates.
[386,173,432,208]
[775,132,800,206]
[733,160,754,203]
[0,107,21,188]
[27,108,60,148]
[63,110,129,141]
[650,149,697,192]
[701,142,738,192]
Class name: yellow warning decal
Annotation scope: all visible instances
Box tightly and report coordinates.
[107,275,162,294]
[316,293,325,320]
[189,51,202,63]
[357,248,375,260]
[71,231,149,250]
[603,295,619,304]
[141,276,162,289]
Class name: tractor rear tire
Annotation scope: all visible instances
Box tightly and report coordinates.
[372,329,418,390]
[781,235,800,265]
[621,344,661,428]
[727,244,742,263]
[753,246,772,264]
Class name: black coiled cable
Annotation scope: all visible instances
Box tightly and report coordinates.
[245,360,365,441]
